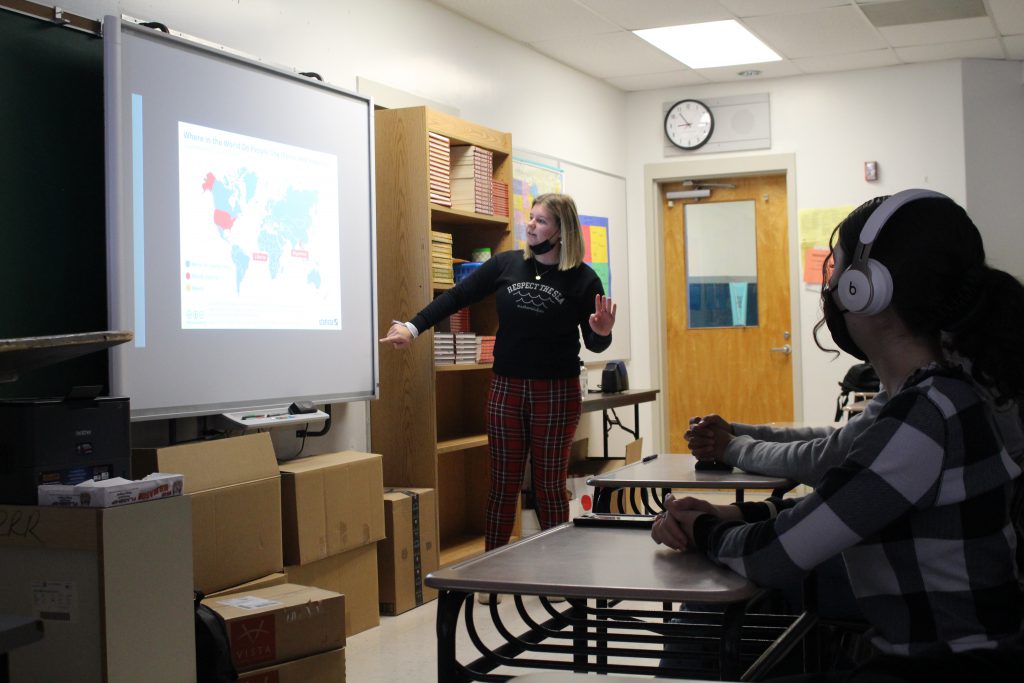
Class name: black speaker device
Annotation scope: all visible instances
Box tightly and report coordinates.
[601,360,629,393]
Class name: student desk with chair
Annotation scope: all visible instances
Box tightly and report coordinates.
[425,522,811,682]
[587,453,794,513]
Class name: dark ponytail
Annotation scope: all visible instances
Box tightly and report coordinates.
[942,266,1024,405]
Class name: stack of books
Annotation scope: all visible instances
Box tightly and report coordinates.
[428,132,451,207]
[430,231,454,286]
[450,145,494,215]
[455,333,478,365]
[449,307,470,334]
[434,332,455,366]
[492,180,509,217]
[477,335,496,364]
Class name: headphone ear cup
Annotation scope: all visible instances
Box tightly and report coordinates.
[837,267,872,313]
[861,258,893,315]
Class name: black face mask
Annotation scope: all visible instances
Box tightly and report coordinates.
[530,236,558,255]
[823,291,867,361]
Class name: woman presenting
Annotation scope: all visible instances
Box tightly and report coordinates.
[381,193,616,556]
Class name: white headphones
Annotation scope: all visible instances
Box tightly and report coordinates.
[834,188,950,315]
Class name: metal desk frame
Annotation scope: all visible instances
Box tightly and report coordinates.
[581,389,659,459]
[427,524,811,682]
[587,453,793,513]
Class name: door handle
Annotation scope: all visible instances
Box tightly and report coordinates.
[770,344,792,355]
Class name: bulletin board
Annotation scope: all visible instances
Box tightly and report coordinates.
[513,150,631,362]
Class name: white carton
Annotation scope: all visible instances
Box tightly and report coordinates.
[38,472,184,507]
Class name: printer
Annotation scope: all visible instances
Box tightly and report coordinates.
[0,393,130,505]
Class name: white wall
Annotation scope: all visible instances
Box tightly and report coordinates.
[624,59,1024,441]
[57,0,1024,457]
[60,0,628,454]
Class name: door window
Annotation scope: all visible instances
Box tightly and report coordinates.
[684,200,758,328]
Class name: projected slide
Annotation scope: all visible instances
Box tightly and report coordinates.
[178,122,342,330]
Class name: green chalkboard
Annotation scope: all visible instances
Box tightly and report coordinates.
[0,7,109,397]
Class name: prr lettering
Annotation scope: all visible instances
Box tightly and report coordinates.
[0,509,42,542]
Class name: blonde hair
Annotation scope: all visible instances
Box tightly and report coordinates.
[523,193,585,270]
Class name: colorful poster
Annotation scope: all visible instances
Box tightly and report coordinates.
[798,205,852,288]
[512,158,563,248]
[580,214,610,296]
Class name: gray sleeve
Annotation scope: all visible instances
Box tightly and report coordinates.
[723,392,888,486]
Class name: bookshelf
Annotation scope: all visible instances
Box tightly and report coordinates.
[371,106,515,566]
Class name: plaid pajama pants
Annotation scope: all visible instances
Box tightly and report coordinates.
[484,373,582,551]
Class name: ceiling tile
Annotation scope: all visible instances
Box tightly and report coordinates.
[578,0,728,31]
[695,59,805,82]
[744,6,886,58]
[604,70,711,92]
[894,37,1005,62]
[720,0,851,18]
[792,49,900,74]
[429,0,619,43]
[529,31,685,79]
[989,0,1024,34]
[879,17,996,47]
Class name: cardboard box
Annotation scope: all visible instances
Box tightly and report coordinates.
[286,543,380,636]
[133,432,283,594]
[205,572,288,599]
[37,472,184,508]
[237,648,345,683]
[379,487,439,615]
[203,583,345,673]
[278,451,385,565]
[0,497,195,683]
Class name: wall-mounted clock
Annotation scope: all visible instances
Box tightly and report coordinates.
[664,99,715,151]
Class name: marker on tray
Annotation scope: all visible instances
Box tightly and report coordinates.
[642,453,658,463]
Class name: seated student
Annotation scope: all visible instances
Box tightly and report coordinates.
[653,190,1024,661]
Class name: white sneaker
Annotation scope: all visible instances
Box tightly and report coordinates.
[477,592,502,605]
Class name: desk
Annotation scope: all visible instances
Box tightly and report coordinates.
[426,523,799,681]
[581,389,659,459]
[0,616,43,683]
[587,453,794,513]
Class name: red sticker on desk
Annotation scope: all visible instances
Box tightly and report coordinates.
[582,494,592,511]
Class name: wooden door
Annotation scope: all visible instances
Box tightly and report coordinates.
[663,174,793,453]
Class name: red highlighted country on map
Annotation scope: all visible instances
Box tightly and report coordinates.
[202,172,239,230]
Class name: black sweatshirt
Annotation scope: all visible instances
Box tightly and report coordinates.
[410,250,612,379]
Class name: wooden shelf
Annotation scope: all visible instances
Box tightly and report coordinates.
[437,434,488,454]
[440,533,521,567]
[440,534,487,567]
[431,205,511,228]
[371,105,514,568]
[436,363,491,372]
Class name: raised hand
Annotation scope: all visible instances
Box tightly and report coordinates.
[589,294,617,336]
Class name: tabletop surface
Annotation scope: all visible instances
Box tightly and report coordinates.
[585,453,792,490]
[581,388,659,412]
[426,522,756,603]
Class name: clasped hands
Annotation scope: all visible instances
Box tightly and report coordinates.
[685,414,735,463]
[651,493,742,552]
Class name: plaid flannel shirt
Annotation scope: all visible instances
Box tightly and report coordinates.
[695,365,1023,655]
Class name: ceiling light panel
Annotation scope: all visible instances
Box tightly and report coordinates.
[634,20,781,68]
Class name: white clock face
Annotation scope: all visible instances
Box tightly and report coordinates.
[665,100,714,150]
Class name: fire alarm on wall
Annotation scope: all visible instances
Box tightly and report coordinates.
[864,161,879,181]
